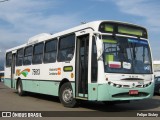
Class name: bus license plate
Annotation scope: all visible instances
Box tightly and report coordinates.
[129,90,138,95]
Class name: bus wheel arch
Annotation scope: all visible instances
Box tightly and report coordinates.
[58,79,77,107]
[59,79,69,93]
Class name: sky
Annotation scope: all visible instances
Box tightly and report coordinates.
[0,0,160,68]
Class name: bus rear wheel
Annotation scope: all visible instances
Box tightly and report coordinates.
[59,82,77,107]
[17,80,25,96]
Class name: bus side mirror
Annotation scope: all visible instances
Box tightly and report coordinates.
[95,36,103,60]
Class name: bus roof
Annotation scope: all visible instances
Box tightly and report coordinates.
[0,71,4,73]
[6,20,147,53]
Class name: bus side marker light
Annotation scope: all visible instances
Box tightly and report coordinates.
[71,73,74,78]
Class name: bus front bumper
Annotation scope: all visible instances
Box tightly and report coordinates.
[88,83,154,101]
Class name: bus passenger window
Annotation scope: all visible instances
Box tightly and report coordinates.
[58,34,75,62]
[32,43,44,64]
[23,46,33,65]
[44,39,57,63]
[16,48,23,66]
[6,52,12,67]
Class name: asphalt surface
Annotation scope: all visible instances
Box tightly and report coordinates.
[0,81,160,119]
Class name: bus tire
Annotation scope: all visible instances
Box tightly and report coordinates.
[17,80,25,96]
[59,82,77,108]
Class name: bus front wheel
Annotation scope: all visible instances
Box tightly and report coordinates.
[59,82,77,107]
[17,80,25,96]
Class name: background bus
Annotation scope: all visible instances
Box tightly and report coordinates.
[4,20,154,107]
[0,71,4,82]
[153,61,160,77]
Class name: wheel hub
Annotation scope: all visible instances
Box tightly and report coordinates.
[62,88,73,103]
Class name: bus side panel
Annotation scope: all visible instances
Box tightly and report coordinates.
[88,83,98,100]
[39,81,59,96]
[4,78,12,88]
[22,80,39,93]
[22,79,59,96]
[4,67,12,88]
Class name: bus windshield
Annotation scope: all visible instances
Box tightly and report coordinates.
[103,35,152,74]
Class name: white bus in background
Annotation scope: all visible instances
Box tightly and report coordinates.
[4,20,154,107]
[153,61,160,77]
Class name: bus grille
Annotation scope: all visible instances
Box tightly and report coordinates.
[112,92,149,98]
[108,82,152,88]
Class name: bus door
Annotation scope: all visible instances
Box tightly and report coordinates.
[11,53,16,88]
[76,34,89,98]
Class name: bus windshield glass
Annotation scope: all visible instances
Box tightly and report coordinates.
[103,35,152,74]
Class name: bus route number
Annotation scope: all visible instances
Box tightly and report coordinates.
[32,69,40,75]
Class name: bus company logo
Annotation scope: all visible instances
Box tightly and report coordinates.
[49,68,61,75]
[57,68,61,75]
[16,68,30,77]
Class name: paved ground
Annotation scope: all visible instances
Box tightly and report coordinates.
[0,81,160,119]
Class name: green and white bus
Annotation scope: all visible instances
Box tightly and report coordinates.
[4,20,154,107]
